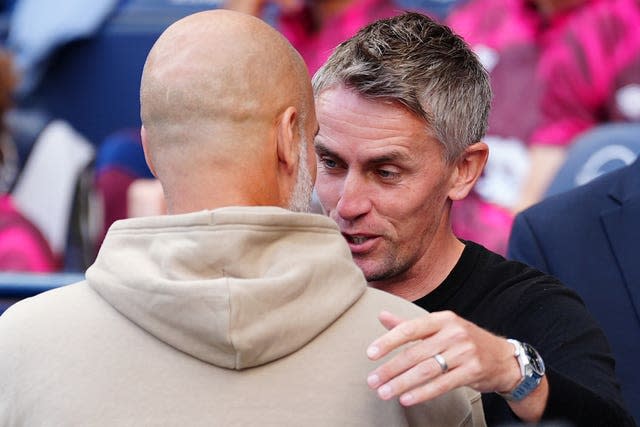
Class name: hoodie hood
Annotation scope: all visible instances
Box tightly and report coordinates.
[87,207,366,370]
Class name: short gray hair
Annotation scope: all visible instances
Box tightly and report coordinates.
[312,12,491,163]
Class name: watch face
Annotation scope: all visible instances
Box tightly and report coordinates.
[522,342,545,376]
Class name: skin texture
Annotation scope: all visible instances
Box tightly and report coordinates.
[139,10,318,214]
[315,86,486,301]
[314,85,550,422]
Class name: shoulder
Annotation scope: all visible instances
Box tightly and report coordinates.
[465,241,548,283]
[337,287,429,333]
[0,282,107,345]
[464,242,582,308]
[360,287,429,317]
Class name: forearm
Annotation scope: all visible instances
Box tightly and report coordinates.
[515,145,566,213]
[223,0,265,16]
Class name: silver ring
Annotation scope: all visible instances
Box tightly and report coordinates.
[433,353,448,374]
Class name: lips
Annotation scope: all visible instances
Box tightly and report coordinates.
[342,233,379,254]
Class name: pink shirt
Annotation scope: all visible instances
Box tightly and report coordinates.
[0,194,57,272]
[534,0,640,145]
[279,0,403,75]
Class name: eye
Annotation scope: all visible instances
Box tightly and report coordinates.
[376,168,400,180]
[319,157,338,169]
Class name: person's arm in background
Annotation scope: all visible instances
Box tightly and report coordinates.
[224,0,302,16]
[513,145,566,213]
[224,0,265,16]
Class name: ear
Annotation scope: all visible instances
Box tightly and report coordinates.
[275,106,299,177]
[447,141,489,201]
[140,125,158,178]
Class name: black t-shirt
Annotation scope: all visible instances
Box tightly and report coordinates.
[414,241,635,426]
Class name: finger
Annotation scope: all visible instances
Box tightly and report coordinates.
[367,313,448,361]
[367,337,447,389]
[397,365,470,407]
[378,310,405,331]
[372,350,453,400]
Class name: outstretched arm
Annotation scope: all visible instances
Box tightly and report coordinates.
[366,310,548,422]
[367,307,634,425]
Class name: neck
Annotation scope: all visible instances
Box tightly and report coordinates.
[369,232,465,302]
[165,174,282,215]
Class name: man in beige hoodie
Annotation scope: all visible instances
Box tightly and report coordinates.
[0,9,484,426]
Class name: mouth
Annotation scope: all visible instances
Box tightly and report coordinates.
[347,235,370,245]
[342,233,379,254]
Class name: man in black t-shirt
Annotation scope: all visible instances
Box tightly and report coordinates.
[312,12,635,426]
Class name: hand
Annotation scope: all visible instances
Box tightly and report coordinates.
[366,310,522,405]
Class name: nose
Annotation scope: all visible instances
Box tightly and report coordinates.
[335,172,372,221]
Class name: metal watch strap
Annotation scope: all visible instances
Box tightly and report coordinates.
[498,339,545,402]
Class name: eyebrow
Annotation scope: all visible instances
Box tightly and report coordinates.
[367,150,412,165]
[314,141,412,165]
[314,141,336,158]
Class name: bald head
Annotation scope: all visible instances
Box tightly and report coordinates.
[140,10,316,213]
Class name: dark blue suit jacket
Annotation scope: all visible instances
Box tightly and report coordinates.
[508,157,640,422]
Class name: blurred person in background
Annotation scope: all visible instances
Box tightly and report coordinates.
[445,0,640,254]
[0,49,56,272]
[523,0,640,209]
[226,0,419,75]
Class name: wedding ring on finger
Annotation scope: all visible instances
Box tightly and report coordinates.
[433,353,449,374]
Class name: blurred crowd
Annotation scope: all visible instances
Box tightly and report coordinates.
[0,0,639,268]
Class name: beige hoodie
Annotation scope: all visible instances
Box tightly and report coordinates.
[0,207,484,426]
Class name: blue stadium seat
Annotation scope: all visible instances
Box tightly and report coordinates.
[0,272,83,314]
[545,123,640,198]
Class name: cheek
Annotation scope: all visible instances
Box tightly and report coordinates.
[314,173,339,210]
[387,185,444,228]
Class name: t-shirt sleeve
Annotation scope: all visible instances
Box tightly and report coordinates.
[531,29,599,146]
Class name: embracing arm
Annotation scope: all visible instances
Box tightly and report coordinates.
[367,302,635,425]
[365,310,549,423]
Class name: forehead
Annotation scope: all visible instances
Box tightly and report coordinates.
[314,86,442,162]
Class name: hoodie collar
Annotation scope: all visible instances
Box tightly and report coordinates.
[87,207,366,369]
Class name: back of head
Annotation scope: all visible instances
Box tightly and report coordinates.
[140,10,312,212]
[312,12,491,163]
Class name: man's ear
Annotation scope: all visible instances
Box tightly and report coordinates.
[276,106,299,176]
[448,141,489,201]
[140,125,158,178]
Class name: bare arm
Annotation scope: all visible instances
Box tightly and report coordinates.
[514,145,566,213]
[223,0,267,16]
[223,0,303,16]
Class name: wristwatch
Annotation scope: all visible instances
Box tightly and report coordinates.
[498,339,546,401]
